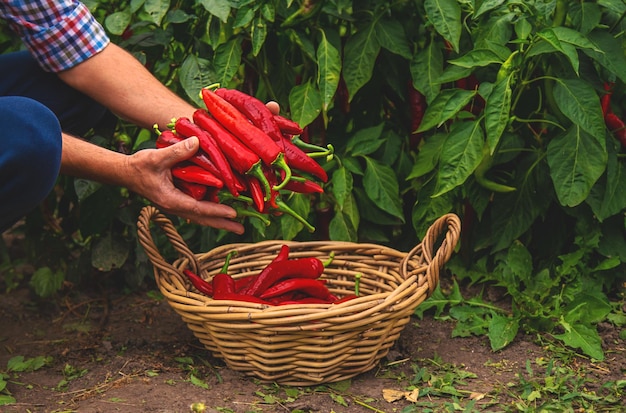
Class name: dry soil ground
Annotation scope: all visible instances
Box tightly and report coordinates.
[0,283,624,413]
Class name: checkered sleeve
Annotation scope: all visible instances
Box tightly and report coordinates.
[0,0,110,72]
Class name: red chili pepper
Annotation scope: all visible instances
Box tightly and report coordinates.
[156,128,224,179]
[280,173,324,194]
[408,80,426,149]
[174,117,241,196]
[201,87,292,189]
[260,278,332,300]
[237,244,290,295]
[175,179,208,201]
[276,136,328,182]
[214,88,284,142]
[242,257,325,297]
[183,269,213,296]
[211,251,237,299]
[273,114,303,135]
[262,166,280,210]
[193,109,273,200]
[605,112,626,147]
[245,175,266,213]
[171,164,223,188]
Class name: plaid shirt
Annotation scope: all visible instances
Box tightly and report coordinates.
[0,0,110,72]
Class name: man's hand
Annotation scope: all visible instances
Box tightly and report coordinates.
[125,136,245,233]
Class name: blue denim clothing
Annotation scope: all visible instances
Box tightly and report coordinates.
[0,51,113,232]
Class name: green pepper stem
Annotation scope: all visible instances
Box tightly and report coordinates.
[220,251,238,274]
[274,199,315,232]
[233,205,271,226]
[271,153,292,190]
[247,162,272,202]
[354,273,362,296]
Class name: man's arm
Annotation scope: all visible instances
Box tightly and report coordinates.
[56,43,245,233]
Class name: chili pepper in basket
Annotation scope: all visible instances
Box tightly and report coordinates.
[214,88,284,141]
[241,256,328,297]
[171,164,223,188]
[175,179,208,201]
[183,269,213,296]
[260,278,333,301]
[155,127,224,180]
[211,251,237,299]
[273,114,303,135]
[237,244,291,295]
[200,87,292,190]
[173,117,241,196]
[193,109,273,200]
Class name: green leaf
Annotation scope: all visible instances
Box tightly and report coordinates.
[547,125,607,207]
[554,320,604,360]
[198,0,231,23]
[484,74,512,153]
[91,232,130,272]
[537,29,582,74]
[104,9,131,35]
[288,80,322,128]
[417,89,476,132]
[179,55,216,107]
[448,49,505,69]
[345,123,385,157]
[363,157,404,220]
[424,0,462,52]
[433,121,484,197]
[554,78,605,142]
[250,16,267,56]
[190,374,209,389]
[316,28,342,112]
[564,292,612,324]
[329,211,358,242]
[29,267,64,298]
[214,38,242,87]
[375,17,412,59]
[410,41,443,103]
[490,155,552,252]
[587,142,626,221]
[280,193,311,240]
[406,133,445,179]
[0,395,16,406]
[488,313,519,351]
[143,0,169,26]
[450,306,490,337]
[343,19,381,100]
[330,166,354,208]
[474,0,506,19]
[585,30,626,84]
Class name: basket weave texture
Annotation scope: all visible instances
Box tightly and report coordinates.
[137,206,461,386]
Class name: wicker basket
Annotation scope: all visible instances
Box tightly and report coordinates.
[137,205,461,386]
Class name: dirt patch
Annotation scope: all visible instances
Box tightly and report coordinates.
[0,285,624,412]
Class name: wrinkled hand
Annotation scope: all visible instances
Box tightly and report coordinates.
[126,136,244,234]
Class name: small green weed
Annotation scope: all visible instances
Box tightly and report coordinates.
[0,355,52,405]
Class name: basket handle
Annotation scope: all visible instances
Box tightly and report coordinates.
[136,205,199,280]
[404,213,461,295]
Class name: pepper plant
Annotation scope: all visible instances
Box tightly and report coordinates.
[3,0,625,358]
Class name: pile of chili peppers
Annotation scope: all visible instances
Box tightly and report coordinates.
[183,244,357,305]
[156,85,333,230]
